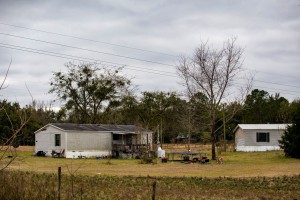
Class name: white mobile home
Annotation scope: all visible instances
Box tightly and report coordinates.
[234,124,289,152]
[35,123,152,158]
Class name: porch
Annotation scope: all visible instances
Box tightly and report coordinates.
[112,144,150,158]
[112,133,150,158]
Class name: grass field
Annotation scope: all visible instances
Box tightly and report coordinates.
[1,146,300,199]
[5,146,300,177]
[1,170,300,200]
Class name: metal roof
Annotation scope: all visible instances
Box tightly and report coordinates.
[235,124,290,132]
[37,123,150,133]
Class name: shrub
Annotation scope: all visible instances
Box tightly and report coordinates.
[279,105,300,158]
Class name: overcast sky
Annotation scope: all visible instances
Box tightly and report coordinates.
[0,0,299,107]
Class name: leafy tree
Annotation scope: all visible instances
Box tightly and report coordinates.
[266,93,289,123]
[279,100,300,158]
[49,62,131,123]
[243,89,290,123]
[243,89,269,123]
[177,38,251,160]
[0,100,21,144]
[278,100,292,123]
[177,92,210,144]
[100,94,139,125]
[162,98,188,142]
[189,92,210,133]
[160,96,207,144]
[133,91,184,145]
[136,91,179,130]
[117,95,140,124]
[224,102,243,140]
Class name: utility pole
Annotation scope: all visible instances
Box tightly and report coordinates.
[157,125,160,145]
[58,166,61,200]
[160,118,163,148]
[223,104,226,152]
[188,104,191,151]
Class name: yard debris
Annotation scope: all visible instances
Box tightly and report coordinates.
[217,157,224,164]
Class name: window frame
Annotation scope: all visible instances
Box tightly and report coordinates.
[55,134,61,146]
[256,132,270,143]
[113,134,119,141]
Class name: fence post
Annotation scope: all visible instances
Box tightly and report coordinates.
[58,167,61,200]
[152,181,157,200]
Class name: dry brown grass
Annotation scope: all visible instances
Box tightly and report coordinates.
[5,149,300,178]
[1,146,35,152]
[162,143,235,152]
[2,170,300,200]
[1,146,300,199]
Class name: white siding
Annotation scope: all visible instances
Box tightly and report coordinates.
[235,129,245,147]
[66,131,112,151]
[243,129,282,146]
[65,150,111,158]
[35,124,152,158]
[35,126,66,156]
[65,131,112,158]
[236,146,281,152]
[139,132,152,144]
[235,126,285,152]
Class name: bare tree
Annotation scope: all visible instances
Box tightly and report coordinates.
[0,60,32,171]
[177,38,252,160]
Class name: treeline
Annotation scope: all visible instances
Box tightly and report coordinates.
[1,88,299,146]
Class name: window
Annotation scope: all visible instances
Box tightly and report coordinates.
[55,134,61,146]
[113,134,119,140]
[256,132,270,142]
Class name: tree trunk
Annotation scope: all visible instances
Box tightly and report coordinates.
[211,125,216,160]
[211,110,216,160]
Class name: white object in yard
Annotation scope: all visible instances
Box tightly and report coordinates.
[157,146,165,158]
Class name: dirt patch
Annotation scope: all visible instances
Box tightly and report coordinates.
[1,146,34,152]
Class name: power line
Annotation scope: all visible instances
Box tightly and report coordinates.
[2,42,299,95]
[3,23,299,81]
[1,37,299,92]
[0,32,175,67]
[252,84,300,95]
[235,82,300,97]
[253,89,299,98]
[254,79,300,90]
[0,42,175,75]
[3,41,300,95]
[2,32,300,87]
[0,22,178,58]
[0,44,176,77]
[243,67,300,81]
[1,25,296,82]
[0,43,179,78]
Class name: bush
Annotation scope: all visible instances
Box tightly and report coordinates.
[279,105,300,158]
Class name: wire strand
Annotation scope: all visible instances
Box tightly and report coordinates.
[0,22,178,57]
[0,43,179,78]
[0,32,175,67]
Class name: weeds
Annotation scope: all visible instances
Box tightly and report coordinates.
[0,170,299,200]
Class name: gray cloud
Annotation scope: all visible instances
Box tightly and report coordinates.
[0,0,299,106]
